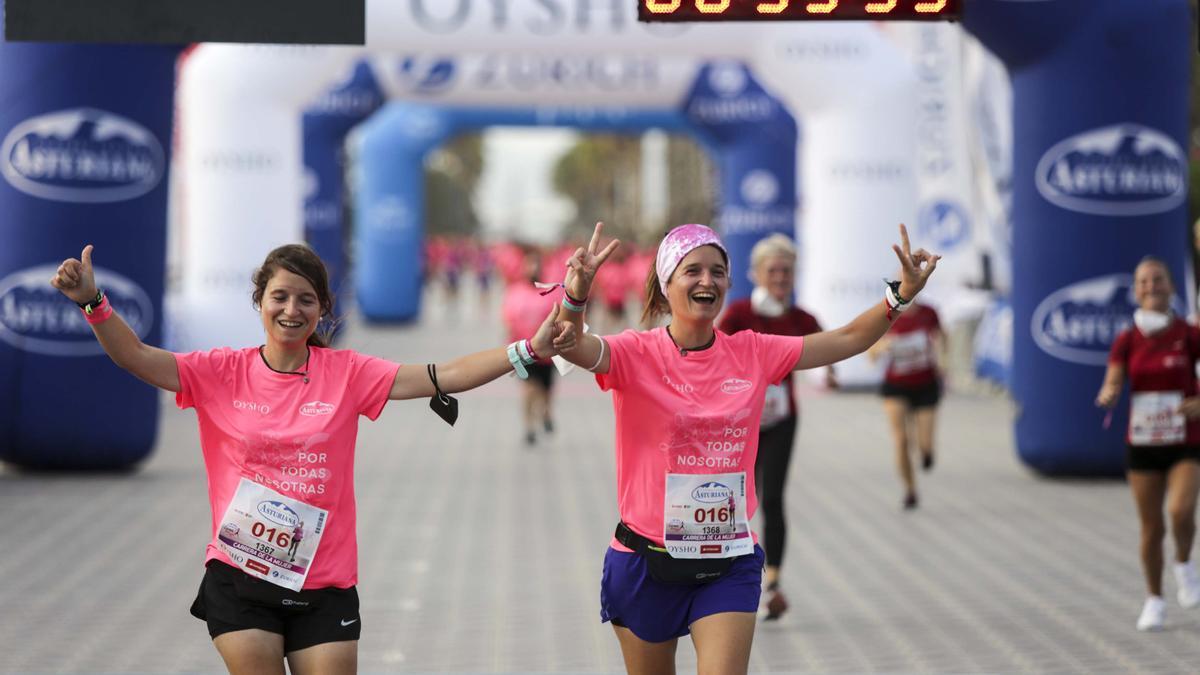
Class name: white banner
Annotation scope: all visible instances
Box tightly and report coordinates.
[752,25,919,386]
[170,45,358,351]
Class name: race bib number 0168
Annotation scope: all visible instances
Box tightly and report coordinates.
[663,472,753,560]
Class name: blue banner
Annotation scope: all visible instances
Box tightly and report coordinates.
[0,43,178,469]
[302,60,384,327]
[966,0,1191,475]
[683,62,797,302]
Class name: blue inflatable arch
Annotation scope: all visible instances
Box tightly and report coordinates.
[307,61,797,322]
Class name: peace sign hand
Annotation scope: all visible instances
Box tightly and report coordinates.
[563,221,620,302]
[891,224,940,300]
[49,244,99,305]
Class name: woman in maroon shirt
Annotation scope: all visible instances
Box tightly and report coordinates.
[868,298,944,510]
[718,234,836,621]
[1097,256,1200,631]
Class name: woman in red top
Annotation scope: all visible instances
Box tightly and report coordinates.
[868,297,944,509]
[1097,256,1200,631]
[717,234,835,620]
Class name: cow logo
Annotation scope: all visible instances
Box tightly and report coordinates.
[1035,123,1186,216]
[1,108,165,203]
[1031,274,1137,366]
[0,264,154,356]
[707,61,747,97]
[917,200,970,251]
[740,170,779,208]
[395,56,456,94]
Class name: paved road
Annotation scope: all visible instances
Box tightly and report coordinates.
[3,292,1199,674]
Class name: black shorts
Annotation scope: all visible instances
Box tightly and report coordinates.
[1126,444,1200,473]
[190,561,361,653]
[526,363,555,391]
[880,379,941,409]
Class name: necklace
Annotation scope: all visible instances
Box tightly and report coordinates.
[666,325,716,356]
[259,346,310,383]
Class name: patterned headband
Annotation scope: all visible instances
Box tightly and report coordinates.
[655,224,729,294]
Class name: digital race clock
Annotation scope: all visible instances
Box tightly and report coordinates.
[637,0,961,22]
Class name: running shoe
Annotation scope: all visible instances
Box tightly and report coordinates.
[1174,561,1200,609]
[902,493,918,510]
[921,452,934,471]
[544,418,554,434]
[1136,596,1166,631]
[524,431,536,447]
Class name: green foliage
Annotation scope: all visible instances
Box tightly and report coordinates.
[424,133,483,236]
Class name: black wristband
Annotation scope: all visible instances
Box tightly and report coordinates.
[564,288,587,305]
[77,290,104,310]
[885,280,908,306]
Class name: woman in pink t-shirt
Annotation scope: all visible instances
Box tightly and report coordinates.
[552,221,939,674]
[50,242,574,675]
[501,247,562,446]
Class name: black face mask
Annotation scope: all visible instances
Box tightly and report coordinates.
[426,364,458,426]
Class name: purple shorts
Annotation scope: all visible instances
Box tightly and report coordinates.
[600,545,764,643]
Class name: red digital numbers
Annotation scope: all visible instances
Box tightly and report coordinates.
[640,0,958,20]
[695,507,732,524]
[251,521,292,550]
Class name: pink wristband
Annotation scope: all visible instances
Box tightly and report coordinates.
[524,338,540,362]
[81,296,113,325]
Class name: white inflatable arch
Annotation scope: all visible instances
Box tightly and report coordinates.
[172,2,999,385]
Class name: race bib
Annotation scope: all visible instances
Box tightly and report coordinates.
[663,472,753,559]
[1130,391,1186,446]
[890,331,932,375]
[760,383,790,428]
[216,478,328,591]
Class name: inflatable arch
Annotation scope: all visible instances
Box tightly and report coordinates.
[2,0,1190,475]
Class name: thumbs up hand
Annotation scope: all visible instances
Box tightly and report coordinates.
[49,244,99,305]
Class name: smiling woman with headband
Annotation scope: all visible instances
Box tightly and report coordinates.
[553,221,939,675]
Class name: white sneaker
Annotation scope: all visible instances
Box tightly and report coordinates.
[1174,561,1200,609]
[1137,596,1166,631]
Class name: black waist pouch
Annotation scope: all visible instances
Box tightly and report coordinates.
[615,521,738,585]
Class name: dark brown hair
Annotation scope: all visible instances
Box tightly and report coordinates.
[251,244,335,348]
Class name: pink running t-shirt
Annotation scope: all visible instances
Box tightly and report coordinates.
[596,327,805,550]
[175,346,399,589]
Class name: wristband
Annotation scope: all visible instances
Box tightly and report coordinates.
[561,291,587,313]
[586,335,608,372]
[523,338,541,363]
[883,280,911,320]
[507,342,529,379]
[80,294,113,325]
[515,339,538,365]
[77,290,104,310]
